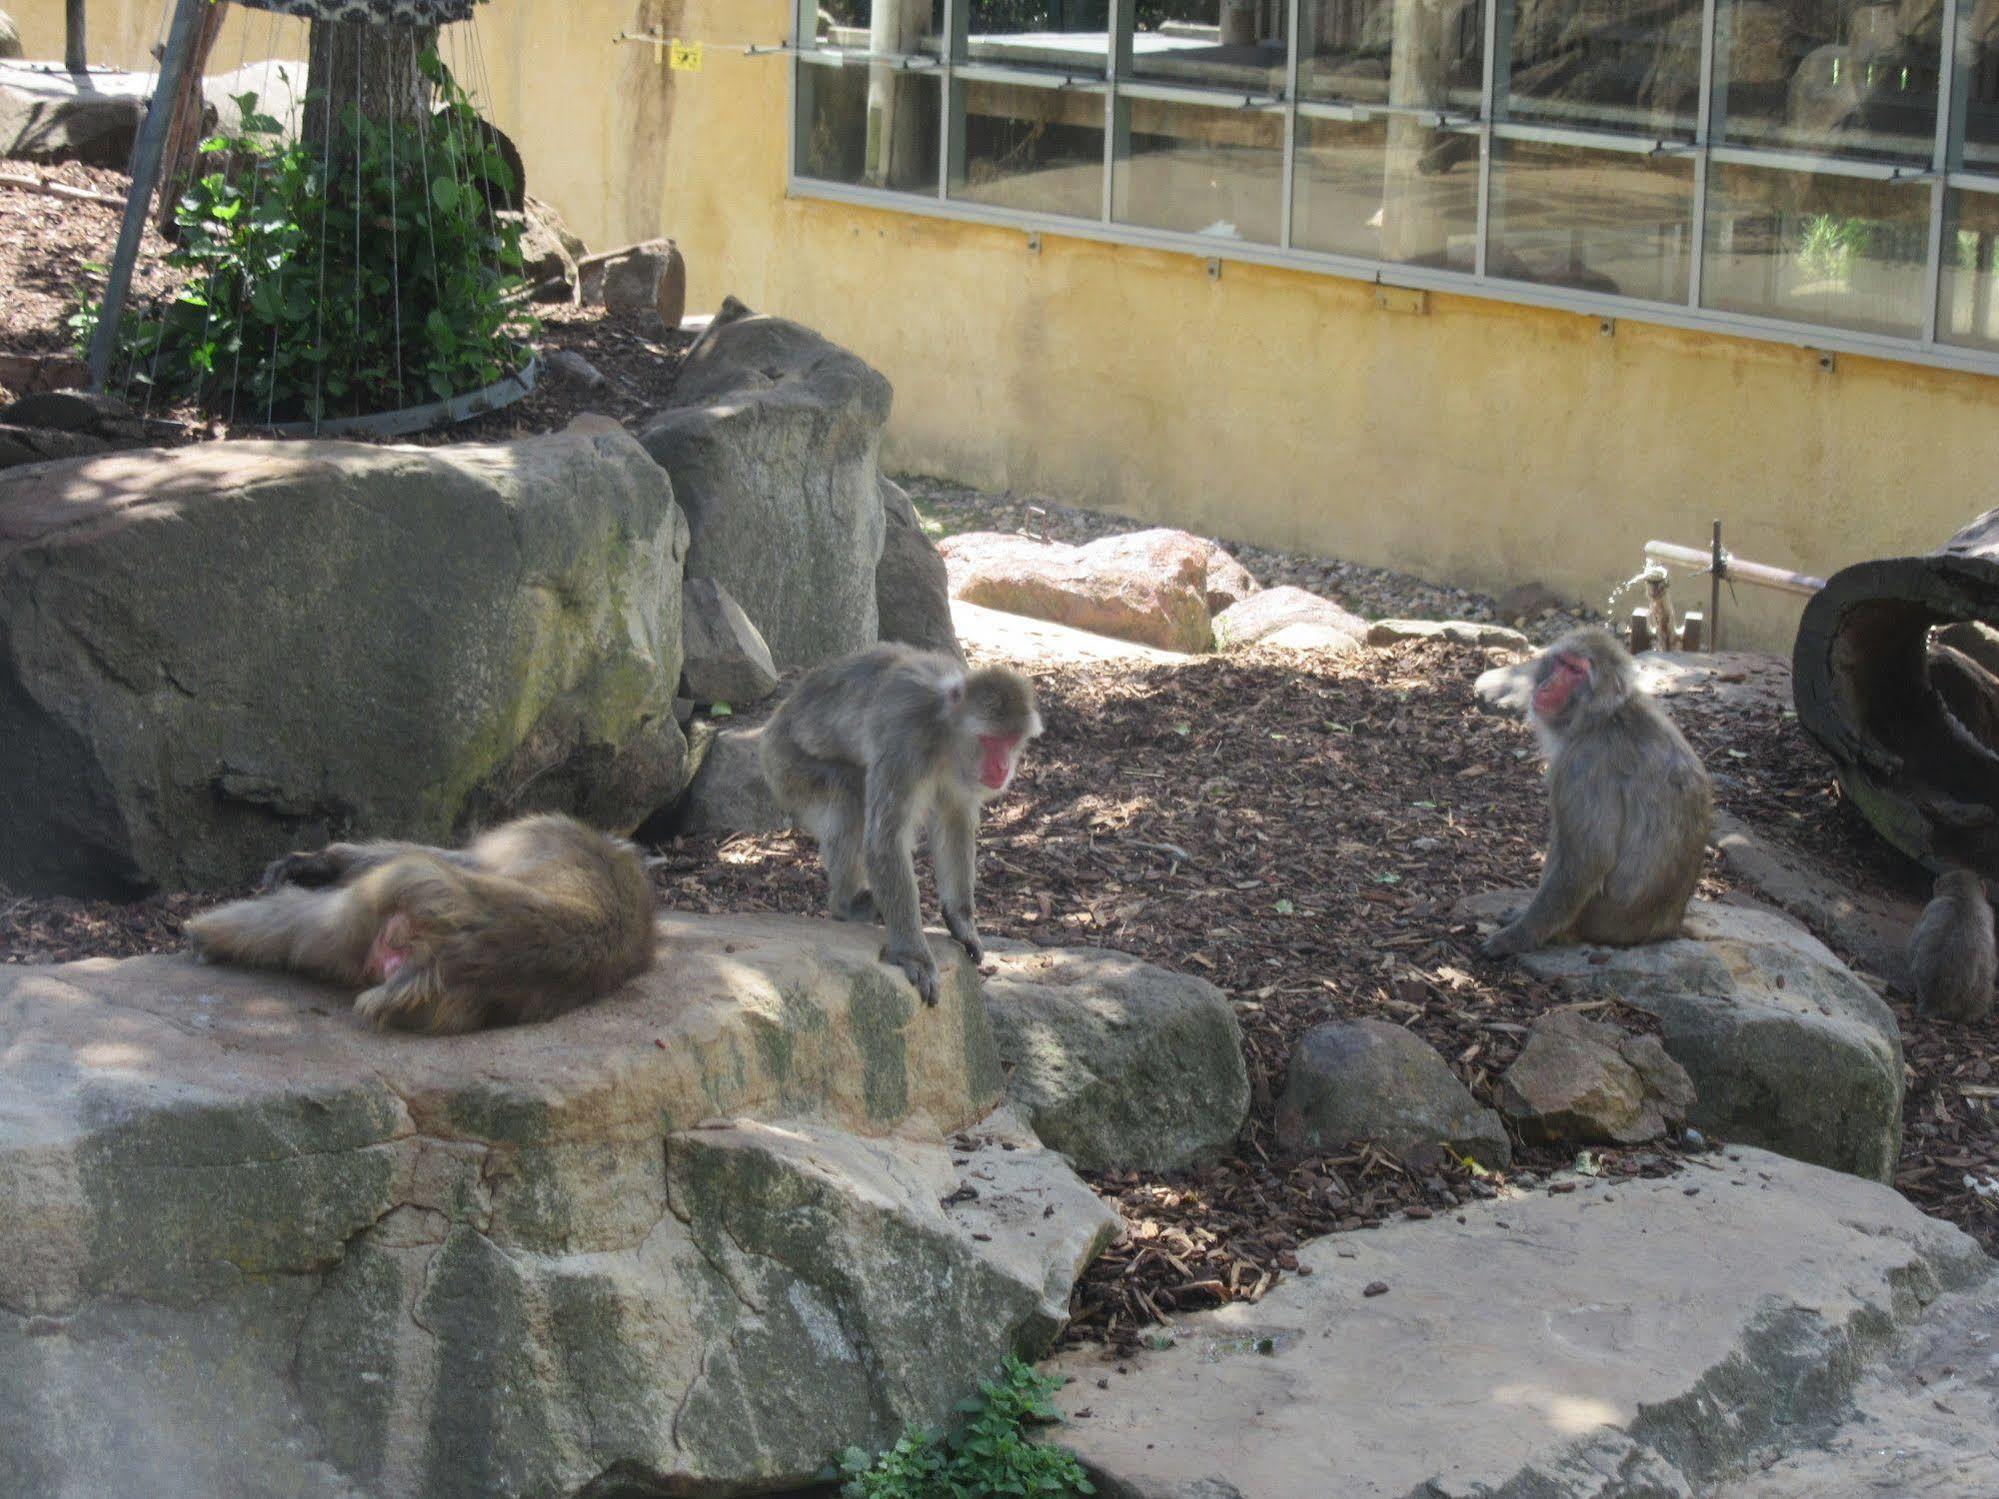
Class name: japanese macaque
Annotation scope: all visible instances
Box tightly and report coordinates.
[1482,627,1712,957]
[186,815,657,1034]
[1907,868,1996,1023]
[761,644,1043,1005]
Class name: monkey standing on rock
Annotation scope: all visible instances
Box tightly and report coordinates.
[761,644,1043,1005]
[1482,627,1712,957]
[1907,868,1996,1022]
[186,815,657,1034]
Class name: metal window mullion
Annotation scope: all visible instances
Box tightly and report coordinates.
[1475,0,1504,279]
[1105,0,1130,225]
[1281,0,1301,249]
[1924,0,1964,343]
[789,1,806,187]
[1689,0,1718,307]
[938,0,954,202]
[1490,120,1692,154]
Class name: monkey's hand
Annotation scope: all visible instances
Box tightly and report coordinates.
[883,943,942,1007]
[260,850,342,893]
[942,907,983,963]
[1480,920,1537,959]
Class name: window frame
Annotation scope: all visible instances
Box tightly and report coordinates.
[788,0,1999,379]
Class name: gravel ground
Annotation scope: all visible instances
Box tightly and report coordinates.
[896,473,1609,643]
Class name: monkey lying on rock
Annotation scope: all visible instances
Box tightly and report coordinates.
[761,644,1043,1005]
[1481,627,1712,957]
[187,815,657,1034]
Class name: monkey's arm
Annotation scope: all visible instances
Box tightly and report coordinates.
[262,840,480,892]
[932,800,982,962]
[1483,767,1620,956]
[863,768,940,1006]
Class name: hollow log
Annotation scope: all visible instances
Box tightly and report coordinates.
[1792,508,1999,877]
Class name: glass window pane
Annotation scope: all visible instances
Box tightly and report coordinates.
[963,0,1112,77]
[1952,2,1999,171]
[812,0,946,57]
[1938,189,1999,349]
[1489,139,1694,299]
[1499,0,1705,137]
[1701,163,1929,334]
[1130,3,1290,94]
[1300,0,1486,111]
[1292,116,1480,266]
[951,79,1107,216]
[1113,97,1285,241]
[797,64,943,193]
[1711,0,1940,162]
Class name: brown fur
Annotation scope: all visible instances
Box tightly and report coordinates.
[1907,868,1996,1023]
[1484,627,1712,956]
[185,815,657,1034]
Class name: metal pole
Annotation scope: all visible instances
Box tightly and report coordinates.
[65,0,87,74]
[86,0,206,391]
[1708,518,1723,652]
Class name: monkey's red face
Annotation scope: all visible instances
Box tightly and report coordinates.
[1532,650,1592,721]
[977,734,1023,793]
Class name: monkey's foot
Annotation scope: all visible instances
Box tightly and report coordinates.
[882,946,941,1007]
[942,910,983,963]
[1479,922,1536,959]
[260,850,341,893]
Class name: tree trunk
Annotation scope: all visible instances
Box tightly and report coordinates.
[155,1,230,236]
[1792,507,1999,881]
[303,19,439,152]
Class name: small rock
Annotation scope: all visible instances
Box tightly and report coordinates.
[544,350,607,390]
[1497,581,1567,625]
[0,422,110,471]
[0,388,141,438]
[582,238,688,326]
[1213,586,1368,653]
[665,721,785,837]
[877,477,960,658]
[1366,619,1531,650]
[1498,1009,1697,1146]
[1275,1018,1511,1169]
[680,577,779,707]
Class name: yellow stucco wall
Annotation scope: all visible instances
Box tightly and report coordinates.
[15,0,1999,650]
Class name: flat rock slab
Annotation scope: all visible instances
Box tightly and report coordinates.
[0,913,1134,1496]
[953,599,1192,664]
[1458,894,1904,1181]
[1053,1150,1992,1499]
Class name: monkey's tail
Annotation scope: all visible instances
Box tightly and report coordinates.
[186,884,379,986]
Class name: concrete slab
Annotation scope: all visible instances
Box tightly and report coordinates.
[1050,1150,1992,1499]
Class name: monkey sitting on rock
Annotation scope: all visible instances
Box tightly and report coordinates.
[1481,627,1712,957]
[761,644,1043,1006]
[187,814,657,1034]
[1907,868,1996,1023]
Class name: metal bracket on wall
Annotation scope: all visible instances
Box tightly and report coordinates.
[1600,316,1616,337]
[1817,350,1837,373]
[1026,231,1041,255]
[1207,257,1223,281]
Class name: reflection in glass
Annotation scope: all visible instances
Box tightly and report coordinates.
[797,63,942,193]
[1702,163,1929,334]
[1953,0,1999,170]
[1113,97,1285,242]
[1499,0,1704,137]
[1488,140,1694,300]
[1292,116,1479,266]
[1939,190,1999,349]
[1299,0,1485,110]
[951,79,1106,217]
[1129,3,1289,95]
[1711,0,1939,162]
[812,0,946,57]
[962,0,1112,76]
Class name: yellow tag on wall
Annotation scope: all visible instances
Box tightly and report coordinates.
[670,40,704,71]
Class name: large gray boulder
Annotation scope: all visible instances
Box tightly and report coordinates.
[636,305,890,669]
[1275,1018,1512,1168]
[0,911,1117,1498]
[0,420,690,895]
[0,61,148,165]
[877,476,959,657]
[940,528,1215,653]
[1460,894,1904,1181]
[982,941,1250,1170]
[670,720,786,836]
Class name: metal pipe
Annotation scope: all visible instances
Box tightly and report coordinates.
[65,0,87,74]
[1643,539,1827,598]
[86,0,205,391]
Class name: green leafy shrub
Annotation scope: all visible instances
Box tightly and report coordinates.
[831,1357,1096,1499]
[85,53,528,420]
